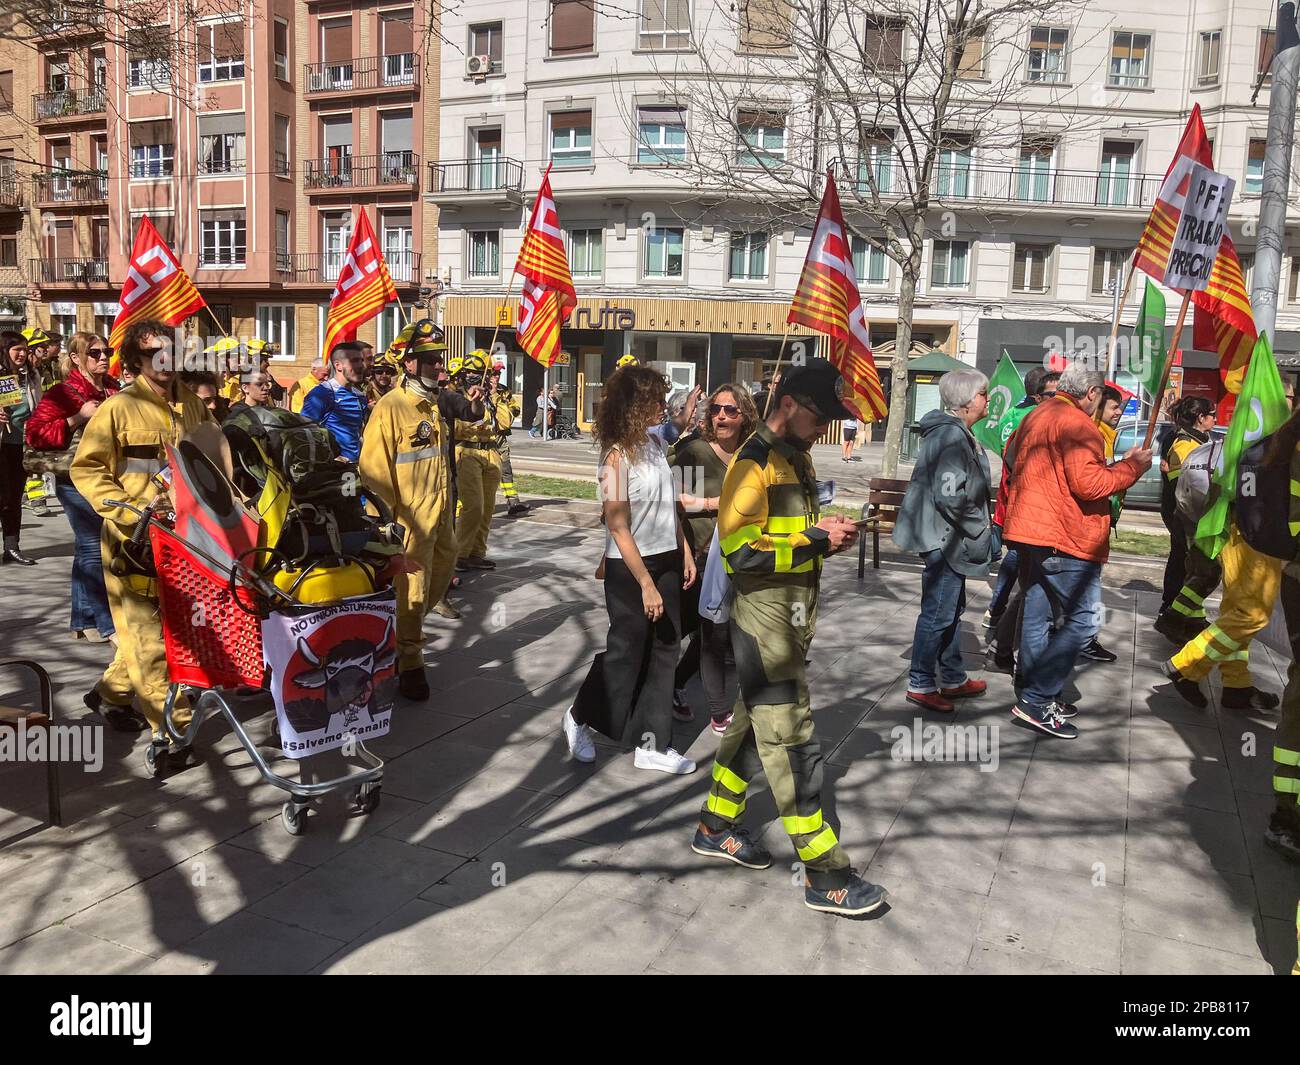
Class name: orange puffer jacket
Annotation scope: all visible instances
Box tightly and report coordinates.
[1003,394,1144,563]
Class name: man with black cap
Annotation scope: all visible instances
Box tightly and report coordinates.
[691,357,889,916]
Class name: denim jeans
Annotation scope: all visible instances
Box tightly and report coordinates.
[908,549,969,693]
[1016,545,1101,713]
[989,538,1019,619]
[56,480,115,636]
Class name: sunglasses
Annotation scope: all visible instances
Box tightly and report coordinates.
[87,348,108,357]
[709,403,740,417]
[795,397,830,426]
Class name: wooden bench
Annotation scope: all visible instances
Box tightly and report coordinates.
[857,477,909,577]
[0,659,61,837]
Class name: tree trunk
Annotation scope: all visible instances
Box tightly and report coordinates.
[879,260,919,479]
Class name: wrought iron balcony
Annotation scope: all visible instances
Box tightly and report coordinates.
[287,249,421,285]
[0,178,20,209]
[303,152,420,191]
[33,85,107,122]
[32,171,108,205]
[303,53,419,94]
[29,257,109,284]
[427,157,524,198]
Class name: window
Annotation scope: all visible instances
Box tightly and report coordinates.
[322,213,351,277]
[1290,258,1300,303]
[569,228,604,279]
[275,211,291,271]
[91,51,106,90]
[643,226,684,278]
[381,10,415,85]
[736,109,785,167]
[0,71,12,112]
[637,105,686,164]
[472,127,502,188]
[1091,247,1131,297]
[199,212,246,266]
[851,235,888,285]
[1027,26,1069,83]
[47,55,69,92]
[273,20,289,81]
[319,18,353,89]
[729,231,768,281]
[738,0,791,50]
[274,115,290,176]
[955,31,985,79]
[549,0,595,57]
[0,230,18,268]
[1098,140,1137,206]
[1247,139,1266,195]
[380,110,414,179]
[321,115,353,183]
[1109,31,1151,88]
[550,110,593,167]
[1240,253,1255,289]
[468,230,500,279]
[197,23,245,83]
[469,21,503,73]
[857,136,893,193]
[935,136,972,198]
[256,305,295,358]
[1260,28,1277,80]
[1197,30,1221,86]
[930,239,969,288]
[1016,140,1054,202]
[130,143,174,178]
[1012,244,1052,293]
[382,210,414,281]
[198,115,246,174]
[641,0,689,49]
[864,15,905,71]
[128,29,170,88]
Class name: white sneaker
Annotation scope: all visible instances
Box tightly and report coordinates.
[633,746,697,775]
[562,707,596,763]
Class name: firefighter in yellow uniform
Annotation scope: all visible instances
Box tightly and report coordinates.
[488,363,529,517]
[360,330,482,699]
[288,358,329,414]
[1159,403,1219,644]
[71,320,212,764]
[691,361,888,917]
[453,350,513,570]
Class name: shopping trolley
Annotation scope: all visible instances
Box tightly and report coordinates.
[105,497,389,836]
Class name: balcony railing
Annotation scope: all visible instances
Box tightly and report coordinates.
[288,249,421,285]
[303,152,420,191]
[274,150,290,177]
[303,53,419,94]
[428,157,525,195]
[0,178,20,209]
[31,5,105,36]
[841,158,1162,210]
[32,172,108,204]
[33,85,107,122]
[29,257,109,284]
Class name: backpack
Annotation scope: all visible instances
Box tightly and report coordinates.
[1174,439,1221,524]
[1235,436,1297,561]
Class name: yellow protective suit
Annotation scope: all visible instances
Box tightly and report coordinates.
[454,393,515,560]
[288,371,322,414]
[70,377,213,736]
[359,380,456,672]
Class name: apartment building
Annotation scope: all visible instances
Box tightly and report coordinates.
[434,0,1300,429]
[0,1,438,371]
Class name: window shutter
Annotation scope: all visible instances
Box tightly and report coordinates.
[198,113,245,137]
[215,22,243,59]
[551,109,592,131]
[740,0,791,49]
[322,20,352,63]
[551,0,595,55]
[383,11,414,54]
[0,72,12,110]
[1013,249,1026,290]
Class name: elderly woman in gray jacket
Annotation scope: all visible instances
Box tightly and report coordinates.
[894,368,994,713]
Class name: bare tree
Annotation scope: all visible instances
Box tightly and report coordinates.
[631,0,1115,475]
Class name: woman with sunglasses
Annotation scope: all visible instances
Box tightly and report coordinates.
[669,384,758,733]
[27,333,127,646]
[0,330,42,565]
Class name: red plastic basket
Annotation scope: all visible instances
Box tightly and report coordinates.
[151,525,265,690]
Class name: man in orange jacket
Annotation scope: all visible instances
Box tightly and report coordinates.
[1002,364,1151,738]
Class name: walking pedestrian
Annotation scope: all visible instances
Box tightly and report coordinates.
[0,330,41,564]
[894,368,994,712]
[562,363,698,775]
[840,415,857,461]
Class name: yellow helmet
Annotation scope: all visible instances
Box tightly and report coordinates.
[246,338,276,357]
[459,351,488,377]
[204,336,241,357]
[447,355,465,376]
[616,354,639,369]
[22,327,51,346]
[389,319,442,366]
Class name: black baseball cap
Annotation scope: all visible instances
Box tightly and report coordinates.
[774,359,853,422]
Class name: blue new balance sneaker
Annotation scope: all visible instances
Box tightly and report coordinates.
[691,823,772,870]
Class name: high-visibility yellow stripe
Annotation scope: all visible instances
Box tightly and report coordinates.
[1207,625,1241,650]
[1223,650,1248,661]
[1180,587,1205,606]
[791,558,817,573]
[706,793,746,819]
[782,809,824,835]
[1171,601,1206,618]
[720,524,762,555]
[766,515,808,534]
[795,825,839,862]
[1290,478,1300,497]
[773,538,793,572]
[1274,776,1300,794]
[1276,746,1300,767]
[712,761,748,795]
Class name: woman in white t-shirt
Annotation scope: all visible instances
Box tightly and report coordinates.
[562,365,698,775]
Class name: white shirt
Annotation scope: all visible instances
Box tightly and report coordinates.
[602,433,678,560]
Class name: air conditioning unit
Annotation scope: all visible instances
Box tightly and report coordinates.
[466,54,492,78]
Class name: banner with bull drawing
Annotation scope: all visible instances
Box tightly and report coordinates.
[261,591,398,759]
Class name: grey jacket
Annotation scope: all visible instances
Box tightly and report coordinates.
[892,408,994,577]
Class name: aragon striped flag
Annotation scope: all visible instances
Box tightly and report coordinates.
[1132,103,1256,394]
[321,208,398,361]
[107,216,207,376]
[787,170,887,421]
[515,163,576,368]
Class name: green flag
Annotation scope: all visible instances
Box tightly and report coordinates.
[973,351,1025,450]
[1133,278,1167,397]
[1194,333,1291,559]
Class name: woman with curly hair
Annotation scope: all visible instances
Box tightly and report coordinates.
[562,364,699,774]
[669,383,758,733]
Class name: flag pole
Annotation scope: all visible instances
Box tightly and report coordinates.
[1104,261,1137,378]
[762,321,794,419]
[1142,289,1192,449]
[204,305,230,337]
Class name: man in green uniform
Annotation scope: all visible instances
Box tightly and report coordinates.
[690,360,889,917]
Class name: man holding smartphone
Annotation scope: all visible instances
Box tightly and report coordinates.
[690,360,889,917]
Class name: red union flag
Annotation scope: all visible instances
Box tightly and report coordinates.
[788,171,887,421]
[1133,104,1255,391]
[321,209,398,360]
[515,163,575,367]
[107,217,207,375]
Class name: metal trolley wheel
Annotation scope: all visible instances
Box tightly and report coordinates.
[281,800,308,835]
[353,782,382,815]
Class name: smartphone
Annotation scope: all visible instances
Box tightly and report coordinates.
[852,517,876,528]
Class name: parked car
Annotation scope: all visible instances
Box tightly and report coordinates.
[1113,420,1227,510]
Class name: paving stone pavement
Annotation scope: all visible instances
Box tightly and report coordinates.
[0,499,1296,975]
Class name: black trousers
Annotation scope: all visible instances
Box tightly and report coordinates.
[0,443,23,540]
[573,550,681,752]
[1160,483,1187,613]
